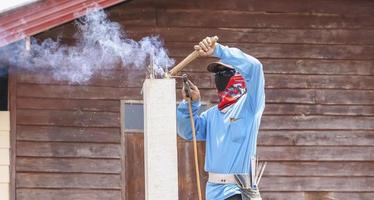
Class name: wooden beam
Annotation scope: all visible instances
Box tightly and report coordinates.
[8,66,16,200]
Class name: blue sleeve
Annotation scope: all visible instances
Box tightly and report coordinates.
[214,44,265,113]
[177,100,207,141]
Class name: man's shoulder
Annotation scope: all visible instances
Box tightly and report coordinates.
[202,104,218,116]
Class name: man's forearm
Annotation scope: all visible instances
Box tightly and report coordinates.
[176,100,207,141]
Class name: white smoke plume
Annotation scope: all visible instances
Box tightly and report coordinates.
[0,6,174,82]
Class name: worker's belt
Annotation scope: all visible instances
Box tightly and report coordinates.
[208,173,237,184]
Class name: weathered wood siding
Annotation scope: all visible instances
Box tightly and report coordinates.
[13,0,374,199]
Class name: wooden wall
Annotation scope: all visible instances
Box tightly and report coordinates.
[13,0,374,199]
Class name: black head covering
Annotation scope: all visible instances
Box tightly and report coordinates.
[214,69,236,91]
[207,62,236,92]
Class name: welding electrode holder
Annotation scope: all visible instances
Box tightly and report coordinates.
[182,74,192,99]
[182,74,203,200]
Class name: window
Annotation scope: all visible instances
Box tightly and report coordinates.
[0,66,8,111]
[121,101,144,133]
[120,100,211,133]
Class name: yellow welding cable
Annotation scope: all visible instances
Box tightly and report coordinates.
[187,97,203,200]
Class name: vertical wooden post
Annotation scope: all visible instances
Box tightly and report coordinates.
[8,65,16,200]
[143,79,179,200]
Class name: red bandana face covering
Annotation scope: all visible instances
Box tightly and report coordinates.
[217,73,247,110]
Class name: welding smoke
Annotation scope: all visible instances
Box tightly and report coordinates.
[0,6,174,82]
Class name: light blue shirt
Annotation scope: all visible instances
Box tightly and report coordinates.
[177,44,265,200]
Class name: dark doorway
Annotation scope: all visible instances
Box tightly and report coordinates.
[0,66,8,111]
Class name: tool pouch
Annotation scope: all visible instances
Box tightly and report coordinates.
[240,187,262,200]
[234,156,266,200]
[234,174,262,200]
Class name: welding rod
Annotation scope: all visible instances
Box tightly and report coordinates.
[168,36,219,77]
[256,162,267,186]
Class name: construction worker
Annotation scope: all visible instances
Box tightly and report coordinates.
[177,36,265,200]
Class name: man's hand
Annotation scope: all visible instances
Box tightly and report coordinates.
[194,36,217,57]
[182,80,201,101]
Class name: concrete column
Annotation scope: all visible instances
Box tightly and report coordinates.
[143,79,178,200]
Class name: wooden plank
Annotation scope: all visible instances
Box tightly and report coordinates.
[0,183,9,200]
[0,112,9,131]
[17,84,142,100]
[264,104,374,116]
[167,42,374,60]
[258,130,374,146]
[0,149,9,165]
[315,89,374,105]
[35,5,156,40]
[261,192,304,200]
[157,10,374,29]
[108,7,156,26]
[260,115,374,130]
[0,131,9,148]
[108,0,374,17]
[16,158,121,173]
[263,162,374,176]
[46,26,374,45]
[17,189,121,200]
[120,102,126,200]
[260,177,374,191]
[16,85,374,105]
[153,0,374,16]
[261,192,374,200]
[199,89,374,106]
[16,173,121,189]
[265,74,374,90]
[261,59,374,75]
[17,98,120,112]
[193,88,374,105]
[194,89,374,105]
[16,68,144,88]
[250,0,374,16]
[180,58,374,75]
[258,146,374,161]
[125,134,145,200]
[16,69,212,88]
[17,142,121,158]
[16,70,374,90]
[17,126,120,143]
[16,110,120,127]
[9,63,17,200]
[124,27,374,45]
[264,89,374,105]
[0,166,9,183]
[334,192,374,200]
